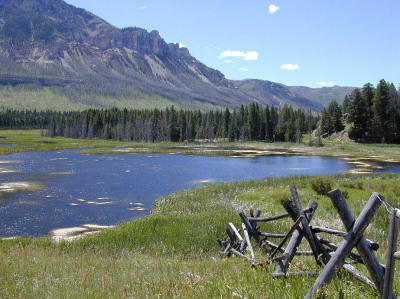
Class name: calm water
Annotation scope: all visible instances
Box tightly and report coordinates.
[0,150,396,237]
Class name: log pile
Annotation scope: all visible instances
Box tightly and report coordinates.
[217,186,399,298]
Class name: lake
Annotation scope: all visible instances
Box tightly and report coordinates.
[0,150,398,237]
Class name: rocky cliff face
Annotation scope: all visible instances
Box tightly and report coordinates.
[0,0,354,110]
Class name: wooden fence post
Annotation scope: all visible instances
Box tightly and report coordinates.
[328,189,387,295]
[290,186,330,264]
[272,200,318,278]
[239,212,261,244]
[305,192,382,299]
[383,208,400,299]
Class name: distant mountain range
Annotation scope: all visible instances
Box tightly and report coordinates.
[0,0,355,111]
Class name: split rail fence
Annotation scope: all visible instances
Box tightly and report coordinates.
[217,186,400,298]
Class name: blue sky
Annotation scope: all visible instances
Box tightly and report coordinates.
[65,0,399,88]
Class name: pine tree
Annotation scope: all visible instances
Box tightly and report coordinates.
[371,79,390,142]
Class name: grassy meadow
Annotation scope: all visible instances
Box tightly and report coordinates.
[1,129,400,164]
[1,174,400,298]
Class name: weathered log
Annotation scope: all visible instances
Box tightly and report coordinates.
[328,189,387,295]
[250,210,262,232]
[226,227,237,245]
[242,223,255,261]
[262,239,313,256]
[318,238,363,264]
[230,248,255,264]
[290,186,328,264]
[229,223,243,241]
[272,271,318,278]
[269,215,303,261]
[269,254,289,264]
[259,232,286,238]
[239,212,261,243]
[305,192,382,299]
[383,208,400,299]
[318,237,360,261]
[248,207,312,222]
[239,238,247,252]
[342,263,377,290]
[273,200,318,277]
[311,225,379,251]
[222,243,231,256]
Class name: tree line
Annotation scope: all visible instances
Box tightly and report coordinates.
[0,109,51,129]
[46,104,318,142]
[320,79,400,143]
[2,79,399,144]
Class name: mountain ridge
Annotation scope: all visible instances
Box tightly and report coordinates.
[0,0,355,111]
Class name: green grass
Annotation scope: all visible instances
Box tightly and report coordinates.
[1,130,400,166]
[0,85,222,111]
[1,174,399,298]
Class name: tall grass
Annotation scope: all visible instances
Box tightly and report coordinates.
[1,173,399,297]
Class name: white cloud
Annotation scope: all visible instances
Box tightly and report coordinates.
[269,4,280,14]
[239,68,249,72]
[316,81,335,87]
[224,59,232,63]
[280,64,300,71]
[137,5,147,9]
[219,50,259,61]
[178,42,186,48]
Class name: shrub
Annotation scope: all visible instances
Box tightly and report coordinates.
[311,176,333,195]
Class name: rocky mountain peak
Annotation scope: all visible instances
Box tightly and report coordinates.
[0,0,354,111]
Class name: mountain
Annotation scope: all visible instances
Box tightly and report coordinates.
[0,0,355,111]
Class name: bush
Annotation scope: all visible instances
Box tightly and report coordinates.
[311,176,333,195]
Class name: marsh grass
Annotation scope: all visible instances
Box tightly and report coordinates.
[1,130,400,166]
[1,173,399,298]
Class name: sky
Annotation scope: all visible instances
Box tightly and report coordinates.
[64,0,399,88]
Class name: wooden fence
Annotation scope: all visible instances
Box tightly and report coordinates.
[217,186,400,298]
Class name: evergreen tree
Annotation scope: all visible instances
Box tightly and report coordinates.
[371,79,390,142]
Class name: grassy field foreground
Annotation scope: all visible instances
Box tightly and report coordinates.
[1,173,399,298]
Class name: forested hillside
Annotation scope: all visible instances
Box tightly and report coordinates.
[321,79,400,143]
